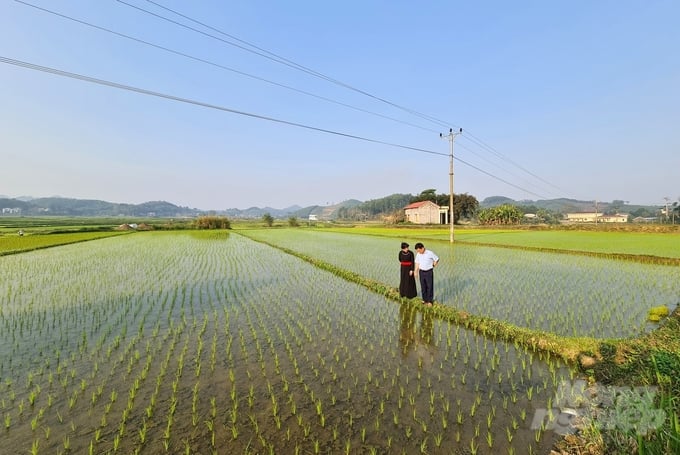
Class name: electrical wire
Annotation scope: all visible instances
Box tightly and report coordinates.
[0,55,549,199]
[124,0,454,129]
[14,0,441,135]
[118,0,565,197]
[460,132,566,194]
[0,56,445,157]
[13,0,562,199]
[455,141,561,198]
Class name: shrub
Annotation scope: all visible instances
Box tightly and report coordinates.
[193,216,231,230]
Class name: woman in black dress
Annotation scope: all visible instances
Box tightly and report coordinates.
[398,242,418,298]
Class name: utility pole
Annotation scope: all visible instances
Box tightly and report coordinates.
[440,128,463,243]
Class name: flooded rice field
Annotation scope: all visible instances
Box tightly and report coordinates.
[0,232,591,453]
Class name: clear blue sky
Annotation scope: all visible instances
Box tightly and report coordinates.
[1,0,678,210]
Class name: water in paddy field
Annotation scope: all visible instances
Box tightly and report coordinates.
[243,229,680,339]
[0,232,583,454]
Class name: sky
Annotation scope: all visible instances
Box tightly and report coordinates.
[1,1,679,210]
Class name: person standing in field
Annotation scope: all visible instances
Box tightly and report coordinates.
[398,242,417,298]
[414,242,439,306]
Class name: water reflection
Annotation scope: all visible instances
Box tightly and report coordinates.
[398,304,416,355]
[421,310,434,344]
[399,304,435,357]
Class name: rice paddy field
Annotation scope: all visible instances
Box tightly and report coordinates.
[318,226,680,259]
[242,229,680,339]
[0,228,677,454]
[456,229,680,258]
[0,232,126,256]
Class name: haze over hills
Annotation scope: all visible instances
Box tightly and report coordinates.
[224,200,363,219]
[0,195,661,220]
[478,196,651,213]
[0,196,201,218]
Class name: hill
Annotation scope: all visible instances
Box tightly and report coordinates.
[0,196,364,220]
[0,194,661,220]
[0,197,200,217]
[223,205,302,219]
[480,196,658,216]
[224,200,363,220]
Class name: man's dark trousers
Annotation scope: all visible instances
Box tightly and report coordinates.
[419,269,434,302]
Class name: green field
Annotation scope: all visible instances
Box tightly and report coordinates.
[0,216,163,232]
[458,229,680,258]
[307,225,680,259]
[240,229,679,339]
[1,225,678,454]
[0,231,570,454]
[0,231,128,255]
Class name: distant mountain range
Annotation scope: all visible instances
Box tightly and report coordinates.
[0,196,363,219]
[478,196,658,214]
[0,195,659,219]
[224,200,363,219]
[0,196,201,218]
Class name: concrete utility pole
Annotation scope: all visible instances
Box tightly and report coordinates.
[440,128,463,243]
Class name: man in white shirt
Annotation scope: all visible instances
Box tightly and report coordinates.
[414,242,439,306]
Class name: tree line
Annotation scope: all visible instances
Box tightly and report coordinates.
[335,189,481,223]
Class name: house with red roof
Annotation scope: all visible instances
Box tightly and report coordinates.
[404,200,446,224]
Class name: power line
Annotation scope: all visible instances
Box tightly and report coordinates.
[460,131,567,194]
[117,0,454,129]
[117,0,565,197]
[455,141,562,198]
[15,0,561,199]
[14,0,440,135]
[0,56,445,157]
[0,55,549,199]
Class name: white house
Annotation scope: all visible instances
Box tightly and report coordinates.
[633,216,658,223]
[564,212,628,223]
[564,212,601,223]
[404,201,442,224]
[599,213,629,223]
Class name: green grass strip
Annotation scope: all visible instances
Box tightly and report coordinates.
[0,231,129,256]
[456,240,680,266]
